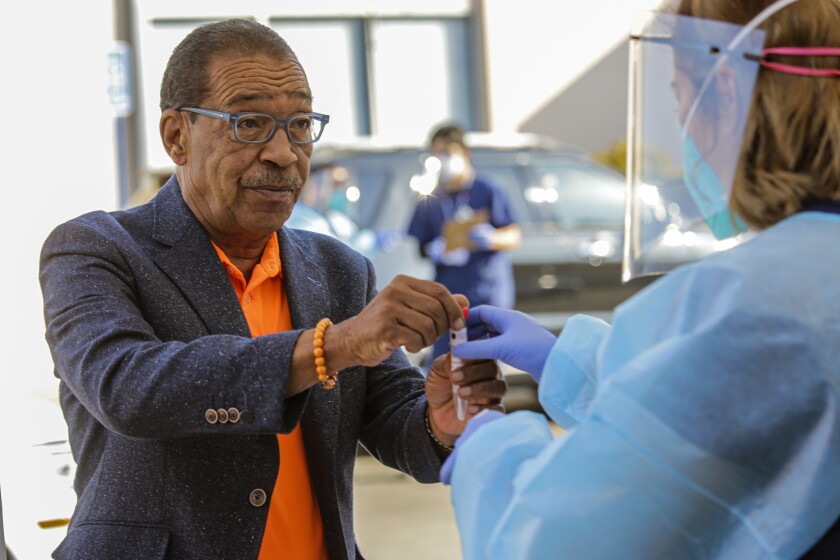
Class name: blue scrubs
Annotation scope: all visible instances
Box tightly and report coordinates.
[407,176,516,358]
[450,211,840,559]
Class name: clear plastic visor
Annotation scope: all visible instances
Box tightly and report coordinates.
[623,13,764,281]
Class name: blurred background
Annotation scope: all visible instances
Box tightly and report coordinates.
[0,0,675,557]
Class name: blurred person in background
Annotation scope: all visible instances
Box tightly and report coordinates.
[407,124,522,363]
[439,0,840,558]
[39,19,505,559]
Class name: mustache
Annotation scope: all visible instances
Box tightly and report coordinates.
[240,171,302,190]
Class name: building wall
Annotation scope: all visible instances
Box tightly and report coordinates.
[128,0,664,183]
[481,0,662,152]
[0,1,118,556]
[0,1,118,400]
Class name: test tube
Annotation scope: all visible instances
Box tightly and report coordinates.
[450,306,469,421]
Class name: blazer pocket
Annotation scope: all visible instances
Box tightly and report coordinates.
[53,522,170,560]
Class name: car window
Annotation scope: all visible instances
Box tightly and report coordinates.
[341,169,391,228]
[525,161,626,230]
[306,164,391,229]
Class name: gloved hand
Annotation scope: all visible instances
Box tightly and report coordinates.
[424,237,470,266]
[468,223,495,251]
[375,229,403,253]
[452,305,557,382]
[439,409,505,485]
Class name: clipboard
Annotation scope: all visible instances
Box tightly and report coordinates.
[442,209,489,251]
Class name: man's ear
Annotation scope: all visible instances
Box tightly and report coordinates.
[160,109,189,166]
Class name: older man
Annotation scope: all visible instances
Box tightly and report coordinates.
[40,19,504,559]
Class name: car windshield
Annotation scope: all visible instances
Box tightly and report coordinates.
[308,149,630,234]
[525,161,626,229]
[473,154,626,231]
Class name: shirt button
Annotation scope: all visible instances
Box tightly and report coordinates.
[205,409,218,424]
[217,408,229,424]
[244,294,252,303]
[227,407,240,423]
[250,488,267,507]
[239,410,254,424]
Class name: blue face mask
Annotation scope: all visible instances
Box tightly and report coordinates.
[682,136,747,240]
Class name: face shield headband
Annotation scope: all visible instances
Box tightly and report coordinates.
[757,47,840,77]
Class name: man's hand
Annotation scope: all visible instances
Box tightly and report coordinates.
[425,353,506,447]
[331,275,465,367]
[287,275,466,397]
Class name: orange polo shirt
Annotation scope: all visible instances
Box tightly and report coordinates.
[212,233,328,560]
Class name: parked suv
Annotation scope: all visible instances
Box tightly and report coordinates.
[299,134,720,409]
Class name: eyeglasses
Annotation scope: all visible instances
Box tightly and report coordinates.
[179,107,330,145]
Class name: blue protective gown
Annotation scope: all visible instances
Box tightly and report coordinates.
[450,211,840,559]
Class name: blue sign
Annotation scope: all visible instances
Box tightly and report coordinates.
[107,41,133,117]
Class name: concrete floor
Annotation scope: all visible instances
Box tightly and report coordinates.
[353,454,462,560]
[353,420,566,560]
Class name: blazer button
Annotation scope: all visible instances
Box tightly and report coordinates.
[250,488,267,507]
[239,410,254,424]
[205,409,218,424]
[217,408,229,424]
[227,407,240,423]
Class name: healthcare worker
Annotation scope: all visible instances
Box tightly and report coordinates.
[407,125,522,362]
[441,0,840,558]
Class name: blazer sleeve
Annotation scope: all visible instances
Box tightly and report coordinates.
[40,218,304,439]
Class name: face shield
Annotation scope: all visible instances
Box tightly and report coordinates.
[623,13,765,281]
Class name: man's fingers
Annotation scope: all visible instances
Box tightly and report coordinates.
[383,277,454,335]
[457,379,507,401]
[453,358,501,385]
[396,275,465,329]
[395,323,431,352]
[392,309,440,350]
[467,402,505,416]
[452,294,470,323]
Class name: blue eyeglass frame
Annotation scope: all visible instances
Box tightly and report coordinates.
[178,107,330,145]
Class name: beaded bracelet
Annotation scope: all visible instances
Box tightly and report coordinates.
[314,318,338,389]
[425,408,454,452]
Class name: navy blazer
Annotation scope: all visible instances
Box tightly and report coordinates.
[40,177,446,559]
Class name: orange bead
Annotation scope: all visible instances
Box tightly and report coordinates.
[314,338,323,348]
[315,357,325,368]
[314,348,324,358]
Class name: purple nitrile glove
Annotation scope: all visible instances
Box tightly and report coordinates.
[452,305,557,382]
[424,237,469,266]
[375,229,403,253]
[439,409,505,485]
[468,223,495,250]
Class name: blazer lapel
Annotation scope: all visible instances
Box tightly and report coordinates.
[149,177,251,337]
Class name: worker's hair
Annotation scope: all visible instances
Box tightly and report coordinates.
[429,124,467,149]
[159,19,300,114]
[675,0,840,229]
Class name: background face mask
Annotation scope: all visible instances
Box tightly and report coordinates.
[437,153,467,184]
[682,136,747,240]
